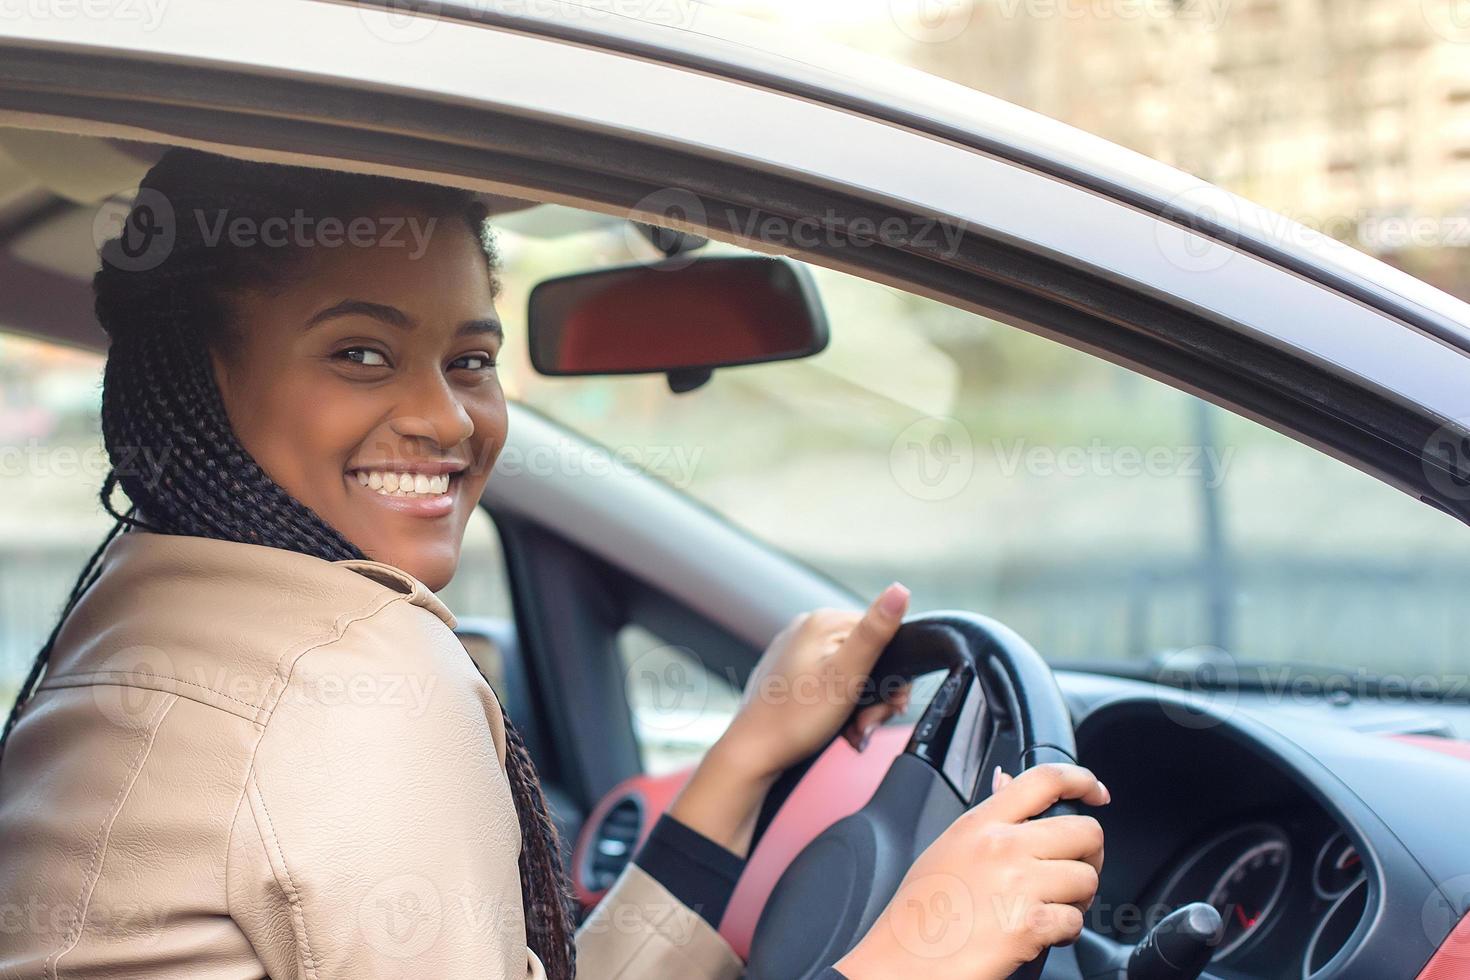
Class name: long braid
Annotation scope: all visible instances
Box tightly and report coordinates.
[0,149,577,977]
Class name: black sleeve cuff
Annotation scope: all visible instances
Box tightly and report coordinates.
[818,970,848,979]
[631,813,746,929]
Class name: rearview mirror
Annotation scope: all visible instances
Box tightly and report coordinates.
[527,255,828,391]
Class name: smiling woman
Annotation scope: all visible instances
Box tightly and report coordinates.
[0,148,579,979]
[0,147,1106,980]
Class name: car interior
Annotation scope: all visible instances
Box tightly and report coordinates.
[3,125,1470,980]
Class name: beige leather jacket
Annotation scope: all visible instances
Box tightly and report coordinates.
[0,530,744,980]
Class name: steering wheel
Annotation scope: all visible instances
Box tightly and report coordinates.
[743,610,1079,980]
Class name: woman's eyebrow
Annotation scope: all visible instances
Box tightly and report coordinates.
[458,318,503,340]
[305,301,501,340]
[306,299,410,329]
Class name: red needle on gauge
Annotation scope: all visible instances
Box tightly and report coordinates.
[1235,906,1260,929]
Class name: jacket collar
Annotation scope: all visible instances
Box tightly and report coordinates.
[91,529,458,629]
[39,529,459,723]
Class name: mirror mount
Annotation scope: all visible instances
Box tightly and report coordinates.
[632,220,708,258]
[634,221,713,390]
[666,366,713,395]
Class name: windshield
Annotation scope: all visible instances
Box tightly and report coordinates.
[491,217,1467,683]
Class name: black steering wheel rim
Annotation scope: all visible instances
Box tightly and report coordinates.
[744,610,1078,980]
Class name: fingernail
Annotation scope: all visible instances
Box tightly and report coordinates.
[992,765,1005,793]
[858,722,876,751]
[1098,781,1111,804]
[879,582,909,617]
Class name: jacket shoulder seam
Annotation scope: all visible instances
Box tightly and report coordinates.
[245,767,321,980]
[45,693,179,979]
[256,590,419,725]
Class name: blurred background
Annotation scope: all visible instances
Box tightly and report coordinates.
[3,0,1468,730]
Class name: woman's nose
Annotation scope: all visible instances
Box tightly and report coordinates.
[388,376,474,449]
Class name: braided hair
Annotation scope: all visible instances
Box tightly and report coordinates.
[0,148,577,978]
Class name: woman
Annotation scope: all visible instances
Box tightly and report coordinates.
[0,149,1107,979]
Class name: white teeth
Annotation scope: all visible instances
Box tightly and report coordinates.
[351,470,455,498]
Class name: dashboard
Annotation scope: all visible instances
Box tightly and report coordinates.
[1074,700,1372,979]
[574,670,1470,980]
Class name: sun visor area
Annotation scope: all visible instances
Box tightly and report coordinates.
[0,129,162,205]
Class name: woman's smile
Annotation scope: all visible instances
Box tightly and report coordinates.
[345,461,467,518]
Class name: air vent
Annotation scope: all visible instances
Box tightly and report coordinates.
[582,795,643,892]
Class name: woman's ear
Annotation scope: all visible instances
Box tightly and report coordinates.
[206,336,242,409]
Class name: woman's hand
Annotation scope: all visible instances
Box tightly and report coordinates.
[836,763,1111,980]
[667,583,911,856]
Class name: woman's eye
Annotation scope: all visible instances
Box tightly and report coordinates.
[339,347,389,367]
[451,353,497,371]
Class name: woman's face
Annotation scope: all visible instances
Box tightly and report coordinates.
[209,207,505,591]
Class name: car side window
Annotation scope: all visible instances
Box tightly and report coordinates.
[508,256,1470,683]
[617,622,741,775]
[0,333,110,706]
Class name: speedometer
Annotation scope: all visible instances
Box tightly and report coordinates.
[1205,836,1291,958]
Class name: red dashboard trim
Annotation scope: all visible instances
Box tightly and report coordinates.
[720,726,911,958]
[571,768,689,909]
[1417,909,1470,980]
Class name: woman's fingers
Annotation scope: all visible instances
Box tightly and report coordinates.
[842,682,912,750]
[833,583,909,678]
[1034,903,1088,948]
[1028,856,1102,909]
[1019,814,1106,872]
[980,763,1110,824]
